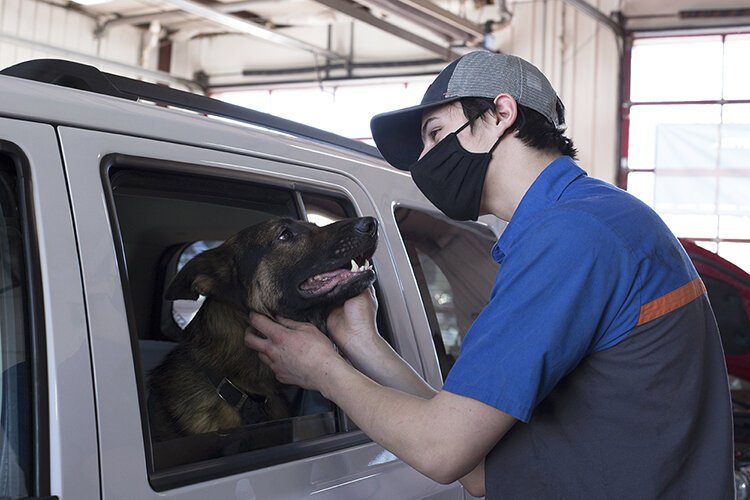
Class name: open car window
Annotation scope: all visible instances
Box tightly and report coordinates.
[104,159,383,489]
[395,207,499,380]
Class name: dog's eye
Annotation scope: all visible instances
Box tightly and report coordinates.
[277,229,294,241]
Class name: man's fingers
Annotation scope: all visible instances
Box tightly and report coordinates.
[249,312,293,339]
[258,352,272,366]
[245,328,265,351]
[244,328,268,351]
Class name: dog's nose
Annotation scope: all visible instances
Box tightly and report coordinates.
[355,217,377,235]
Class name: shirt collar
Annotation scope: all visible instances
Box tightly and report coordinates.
[491,156,587,263]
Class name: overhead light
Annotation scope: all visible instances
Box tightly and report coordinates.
[72,0,111,5]
[160,0,346,61]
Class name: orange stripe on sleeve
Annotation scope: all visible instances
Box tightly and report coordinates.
[637,278,707,326]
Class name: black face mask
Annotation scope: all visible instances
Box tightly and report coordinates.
[409,116,505,221]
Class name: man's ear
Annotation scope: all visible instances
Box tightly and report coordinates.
[492,93,518,131]
[164,246,230,301]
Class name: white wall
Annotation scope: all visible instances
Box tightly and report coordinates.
[0,0,145,79]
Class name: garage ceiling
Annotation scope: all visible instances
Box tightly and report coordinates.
[622,0,750,17]
[62,0,750,87]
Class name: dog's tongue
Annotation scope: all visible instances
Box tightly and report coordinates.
[300,268,355,294]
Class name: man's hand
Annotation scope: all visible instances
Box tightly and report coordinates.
[326,286,379,357]
[325,286,436,399]
[245,308,515,489]
[245,314,342,391]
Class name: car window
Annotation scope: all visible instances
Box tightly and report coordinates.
[170,240,222,330]
[104,160,377,488]
[300,192,394,352]
[395,207,499,380]
[0,154,33,498]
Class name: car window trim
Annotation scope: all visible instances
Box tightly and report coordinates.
[0,140,52,498]
[100,153,374,491]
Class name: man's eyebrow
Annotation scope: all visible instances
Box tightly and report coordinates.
[421,116,438,141]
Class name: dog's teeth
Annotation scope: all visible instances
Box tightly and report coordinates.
[364,259,370,269]
[350,259,358,272]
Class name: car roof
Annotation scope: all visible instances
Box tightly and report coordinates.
[0,59,401,178]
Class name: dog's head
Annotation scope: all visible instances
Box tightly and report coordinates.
[165,216,378,324]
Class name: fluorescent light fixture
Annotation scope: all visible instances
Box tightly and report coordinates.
[160,0,346,60]
[72,0,111,5]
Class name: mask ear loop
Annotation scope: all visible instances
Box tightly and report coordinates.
[489,127,509,154]
[455,108,490,134]
[456,111,509,154]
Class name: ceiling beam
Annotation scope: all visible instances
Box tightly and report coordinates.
[115,0,348,61]
[313,0,462,61]
[359,0,484,41]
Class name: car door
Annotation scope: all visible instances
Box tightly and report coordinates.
[57,125,464,500]
[0,118,98,500]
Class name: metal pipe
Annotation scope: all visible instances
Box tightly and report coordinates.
[0,32,200,91]
[209,58,446,89]
[150,0,348,61]
[240,57,445,76]
[211,71,441,90]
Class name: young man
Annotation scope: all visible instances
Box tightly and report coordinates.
[245,51,734,498]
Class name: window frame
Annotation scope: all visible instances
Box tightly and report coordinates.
[0,140,51,499]
[99,153,375,491]
[620,31,750,259]
[394,205,500,381]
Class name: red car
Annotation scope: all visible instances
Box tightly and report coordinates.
[680,239,750,381]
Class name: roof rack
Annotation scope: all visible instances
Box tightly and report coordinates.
[0,58,383,160]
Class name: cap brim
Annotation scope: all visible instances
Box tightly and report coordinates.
[370,96,461,171]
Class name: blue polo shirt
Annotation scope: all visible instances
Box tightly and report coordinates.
[443,156,734,498]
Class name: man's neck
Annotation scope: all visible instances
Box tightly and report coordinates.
[482,140,561,221]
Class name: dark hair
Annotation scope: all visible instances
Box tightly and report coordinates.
[460,97,578,160]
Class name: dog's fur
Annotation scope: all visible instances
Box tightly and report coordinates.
[147,216,378,441]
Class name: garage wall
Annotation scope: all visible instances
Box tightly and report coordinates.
[0,0,145,78]
[493,0,622,182]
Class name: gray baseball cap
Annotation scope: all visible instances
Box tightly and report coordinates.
[370,51,565,170]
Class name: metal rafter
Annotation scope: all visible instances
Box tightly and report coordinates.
[354,0,484,41]
[135,0,348,61]
[387,0,484,39]
[312,0,463,60]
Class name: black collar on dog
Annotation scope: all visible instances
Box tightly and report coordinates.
[204,369,270,424]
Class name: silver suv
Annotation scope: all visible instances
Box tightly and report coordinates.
[0,59,502,500]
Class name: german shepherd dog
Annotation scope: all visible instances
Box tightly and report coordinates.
[147,216,378,441]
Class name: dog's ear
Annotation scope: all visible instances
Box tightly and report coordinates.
[164,246,231,301]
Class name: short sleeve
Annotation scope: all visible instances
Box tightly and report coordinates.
[442,208,637,422]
